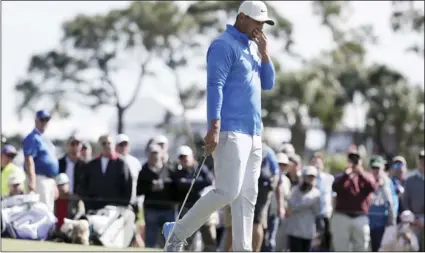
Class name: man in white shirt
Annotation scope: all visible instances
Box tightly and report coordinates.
[116,134,142,205]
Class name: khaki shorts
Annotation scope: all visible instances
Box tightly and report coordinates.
[222,205,232,228]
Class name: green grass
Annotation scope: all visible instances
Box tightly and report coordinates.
[1,238,160,251]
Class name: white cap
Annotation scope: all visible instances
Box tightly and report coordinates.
[238,1,275,26]
[56,173,70,185]
[302,166,318,177]
[400,210,415,223]
[148,144,162,153]
[8,173,25,185]
[280,143,295,155]
[177,145,193,157]
[276,153,289,164]
[116,134,130,144]
[154,135,168,144]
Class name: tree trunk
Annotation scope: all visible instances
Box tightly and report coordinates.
[117,105,125,134]
[290,119,307,156]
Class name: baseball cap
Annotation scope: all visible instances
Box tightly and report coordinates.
[302,166,318,177]
[392,155,406,165]
[238,1,275,26]
[36,110,51,119]
[2,144,17,155]
[55,173,70,185]
[8,173,25,185]
[370,160,385,169]
[276,153,289,164]
[289,154,301,165]
[154,135,168,144]
[419,150,424,158]
[400,210,415,223]
[67,135,82,143]
[116,134,130,144]
[177,145,193,157]
[148,144,162,153]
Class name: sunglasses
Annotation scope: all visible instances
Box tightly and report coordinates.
[118,142,128,147]
[5,153,16,159]
[371,166,381,170]
[392,163,403,169]
[39,118,50,123]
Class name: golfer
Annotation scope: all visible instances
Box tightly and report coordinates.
[163,1,275,251]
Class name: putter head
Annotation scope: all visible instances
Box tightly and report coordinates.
[162,222,175,241]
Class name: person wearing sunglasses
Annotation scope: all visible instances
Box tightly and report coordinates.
[22,110,58,212]
[389,156,408,221]
[1,145,26,197]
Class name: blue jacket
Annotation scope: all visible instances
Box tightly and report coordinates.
[206,25,275,136]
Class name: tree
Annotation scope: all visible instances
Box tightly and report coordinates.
[364,64,424,157]
[15,2,189,133]
[391,1,424,57]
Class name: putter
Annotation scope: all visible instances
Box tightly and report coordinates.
[164,153,209,247]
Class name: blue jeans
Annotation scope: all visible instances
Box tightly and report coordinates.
[370,226,386,252]
[144,208,176,248]
[261,215,281,252]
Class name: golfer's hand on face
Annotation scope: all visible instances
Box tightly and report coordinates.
[253,29,269,58]
[203,128,219,155]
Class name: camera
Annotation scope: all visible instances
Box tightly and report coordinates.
[348,152,360,165]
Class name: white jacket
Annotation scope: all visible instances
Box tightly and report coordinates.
[379,224,419,252]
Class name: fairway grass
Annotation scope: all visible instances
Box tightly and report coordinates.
[1,238,161,251]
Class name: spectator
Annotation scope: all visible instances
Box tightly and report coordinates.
[115,134,142,206]
[82,134,132,211]
[54,173,85,233]
[331,151,378,251]
[80,142,92,163]
[6,173,26,197]
[287,154,301,187]
[58,136,86,196]
[280,143,295,156]
[171,145,215,251]
[272,153,292,252]
[153,135,170,164]
[368,159,396,252]
[310,152,334,251]
[403,150,424,251]
[22,110,59,212]
[285,166,321,252]
[252,143,279,252]
[390,155,407,217]
[136,144,175,248]
[379,210,419,252]
[1,145,26,197]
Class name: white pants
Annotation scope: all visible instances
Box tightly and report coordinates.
[35,175,56,212]
[173,131,262,251]
[331,213,370,251]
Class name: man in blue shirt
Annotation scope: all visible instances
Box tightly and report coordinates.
[163,1,275,251]
[23,110,59,212]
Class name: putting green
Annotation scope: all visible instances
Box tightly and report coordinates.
[1,238,161,251]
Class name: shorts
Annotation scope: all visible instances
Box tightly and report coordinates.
[253,189,273,229]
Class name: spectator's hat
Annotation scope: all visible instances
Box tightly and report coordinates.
[154,135,168,145]
[302,166,318,177]
[238,1,275,26]
[400,210,415,223]
[8,173,25,186]
[288,153,301,165]
[276,152,289,165]
[419,150,424,159]
[35,110,51,120]
[177,145,193,157]
[280,143,295,155]
[2,144,17,156]
[392,155,406,165]
[81,141,91,150]
[55,173,70,185]
[148,144,162,153]
[370,159,385,169]
[116,134,130,144]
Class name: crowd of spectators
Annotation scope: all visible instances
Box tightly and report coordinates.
[1,109,424,252]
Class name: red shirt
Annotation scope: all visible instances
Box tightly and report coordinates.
[55,198,68,230]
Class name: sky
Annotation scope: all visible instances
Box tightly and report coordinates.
[1,1,424,146]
